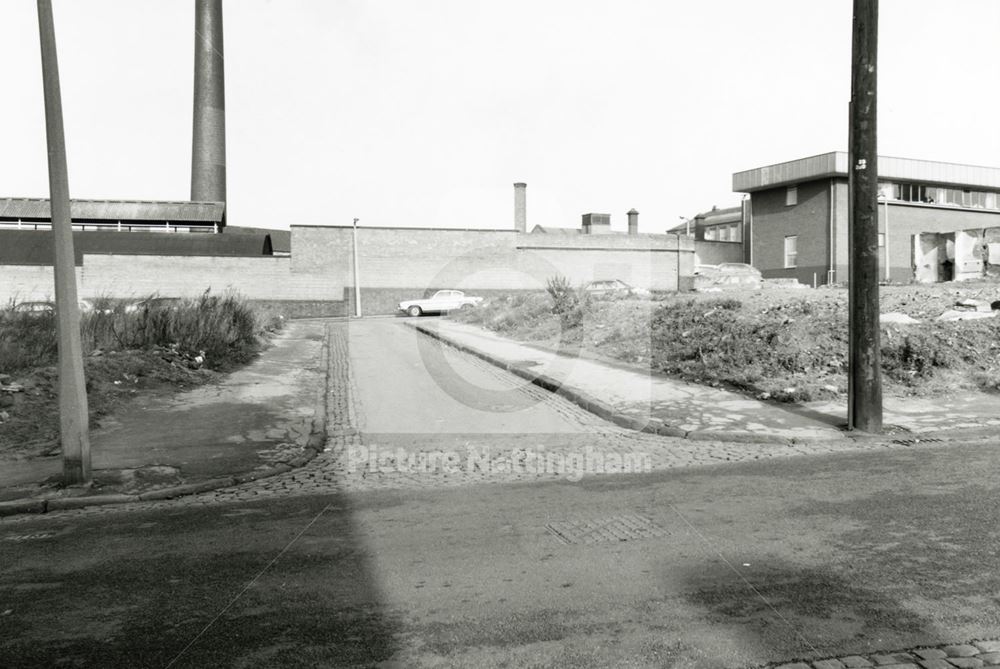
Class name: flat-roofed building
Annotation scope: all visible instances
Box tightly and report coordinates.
[0,198,287,265]
[733,152,1000,284]
[0,198,225,233]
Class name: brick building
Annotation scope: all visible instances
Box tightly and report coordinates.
[668,205,748,268]
[733,152,1000,285]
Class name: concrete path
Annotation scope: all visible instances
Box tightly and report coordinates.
[414,318,1000,440]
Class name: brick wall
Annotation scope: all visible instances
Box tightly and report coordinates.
[0,254,343,305]
[520,232,691,292]
[293,225,523,290]
[1,225,695,314]
[752,177,1000,284]
[293,225,694,313]
[751,180,833,285]
[0,265,59,303]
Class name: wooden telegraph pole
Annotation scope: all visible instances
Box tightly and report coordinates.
[848,0,883,432]
[37,0,91,483]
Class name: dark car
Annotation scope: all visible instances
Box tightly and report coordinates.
[124,297,184,313]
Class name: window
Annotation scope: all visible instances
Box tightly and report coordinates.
[785,186,798,206]
[889,181,1000,208]
[784,235,798,268]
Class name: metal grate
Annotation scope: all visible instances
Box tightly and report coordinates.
[544,515,668,545]
[891,437,944,446]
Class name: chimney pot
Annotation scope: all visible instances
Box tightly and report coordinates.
[627,209,639,235]
[514,182,527,233]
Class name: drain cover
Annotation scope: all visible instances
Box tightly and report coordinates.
[544,515,667,545]
[892,437,944,446]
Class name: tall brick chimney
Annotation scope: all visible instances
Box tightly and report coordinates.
[191,0,226,206]
[627,208,639,235]
[514,182,526,233]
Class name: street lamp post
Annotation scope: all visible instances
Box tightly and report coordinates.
[883,196,890,282]
[352,218,361,318]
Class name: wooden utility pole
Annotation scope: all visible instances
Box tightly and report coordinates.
[848,0,883,432]
[37,0,91,483]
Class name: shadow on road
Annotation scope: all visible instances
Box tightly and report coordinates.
[0,490,399,667]
[679,558,938,660]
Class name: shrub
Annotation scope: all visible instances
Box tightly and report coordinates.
[545,275,578,315]
[0,291,273,375]
[544,275,595,331]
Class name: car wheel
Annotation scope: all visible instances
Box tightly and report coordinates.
[407,305,422,317]
[460,303,473,310]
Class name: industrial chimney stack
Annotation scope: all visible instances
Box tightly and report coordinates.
[191,0,226,206]
[514,182,526,233]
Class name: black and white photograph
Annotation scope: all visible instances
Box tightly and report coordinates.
[3,1,1000,667]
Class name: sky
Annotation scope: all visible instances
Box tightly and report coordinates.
[3,1,1000,233]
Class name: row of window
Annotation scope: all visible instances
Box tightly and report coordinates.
[703,222,742,242]
[880,182,999,209]
[785,182,1000,210]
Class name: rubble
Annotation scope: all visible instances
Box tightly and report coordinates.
[880,312,921,325]
[955,298,992,312]
[937,310,998,322]
[154,343,207,370]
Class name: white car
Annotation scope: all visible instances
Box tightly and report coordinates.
[583,279,651,299]
[399,290,484,317]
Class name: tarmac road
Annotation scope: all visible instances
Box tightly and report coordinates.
[2,319,1000,668]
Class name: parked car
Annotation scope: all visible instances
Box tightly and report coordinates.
[399,290,484,317]
[9,300,110,317]
[11,301,55,315]
[124,297,184,314]
[693,262,762,291]
[583,279,651,299]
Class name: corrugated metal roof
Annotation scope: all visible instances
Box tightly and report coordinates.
[667,206,742,234]
[0,229,269,266]
[733,152,1000,192]
[0,198,225,223]
[697,207,742,224]
[732,153,846,192]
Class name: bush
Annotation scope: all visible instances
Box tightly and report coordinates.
[545,275,578,314]
[0,292,273,375]
[545,275,594,331]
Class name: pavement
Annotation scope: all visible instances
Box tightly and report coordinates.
[409,318,1000,444]
[0,319,329,516]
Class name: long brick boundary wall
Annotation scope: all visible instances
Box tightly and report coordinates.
[1,225,695,316]
[293,225,695,315]
[0,254,343,306]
